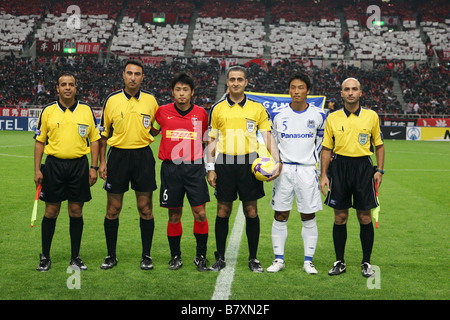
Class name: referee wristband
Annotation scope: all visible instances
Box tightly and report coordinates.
[206,163,215,172]
[91,166,99,171]
[375,169,384,174]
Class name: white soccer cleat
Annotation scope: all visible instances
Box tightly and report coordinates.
[303,261,318,274]
[266,259,285,273]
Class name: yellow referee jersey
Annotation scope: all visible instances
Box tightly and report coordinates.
[322,107,383,157]
[100,89,158,149]
[208,94,272,155]
[35,100,100,159]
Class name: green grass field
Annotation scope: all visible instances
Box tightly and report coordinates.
[0,130,448,302]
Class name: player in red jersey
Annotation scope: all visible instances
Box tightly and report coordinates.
[152,72,210,271]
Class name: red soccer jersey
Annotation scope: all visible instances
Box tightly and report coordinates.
[155,103,208,162]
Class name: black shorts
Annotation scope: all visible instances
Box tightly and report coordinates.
[104,146,157,194]
[160,161,210,208]
[324,155,378,211]
[215,153,264,202]
[40,155,91,203]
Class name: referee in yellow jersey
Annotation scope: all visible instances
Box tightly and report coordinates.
[34,72,100,271]
[206,66,281,273]
[98,60,159,270]
[320,77,385,277]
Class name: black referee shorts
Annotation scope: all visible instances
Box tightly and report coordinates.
[215,152,264,202]
[104,146,157,194]
[160,161,210,208]
[40,155,91,203]
[324,155,378,211]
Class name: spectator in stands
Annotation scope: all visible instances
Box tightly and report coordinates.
[325,98,339,115]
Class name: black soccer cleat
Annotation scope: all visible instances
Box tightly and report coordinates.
[140,255,154,270]
[168,255,183,270]
[36,254,51,272]
[209,252,226,272]
[69,255,87,271]
[361,262,375,278]
[248,258,264,273]
[100,255,118,270]
[194,255,209,272]
[328,260,346,276]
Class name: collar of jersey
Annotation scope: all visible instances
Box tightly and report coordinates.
[226,94,247,107]
[343,106,361,117]
[57,99,78,113]
[122,88,141,100]
[289,103,309,114]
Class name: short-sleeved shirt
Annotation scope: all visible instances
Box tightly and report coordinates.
[322,107,383,157]
[208,94,272,156]
[100,89,158,149]
[34,100,100,159]
[272,103,326,165]
[154,102,208,163]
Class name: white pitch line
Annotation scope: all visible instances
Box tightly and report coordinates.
[388,169,450,172]
[0,153,33,158]
[211,202,245,300]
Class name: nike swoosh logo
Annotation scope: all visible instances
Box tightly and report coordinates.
[390,131,401,136]
[168,116,175,119]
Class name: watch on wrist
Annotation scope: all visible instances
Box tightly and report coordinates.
[376,168,384,174]
[91,166,99,171]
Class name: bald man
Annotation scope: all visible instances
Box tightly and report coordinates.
[320,78,385,277]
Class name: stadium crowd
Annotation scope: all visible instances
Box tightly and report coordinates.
[0,0,449,115]
[0,55,220,108]
[1,54,449,115]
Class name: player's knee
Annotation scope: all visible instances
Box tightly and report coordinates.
[334,210,348,225]
[106,203,121,219]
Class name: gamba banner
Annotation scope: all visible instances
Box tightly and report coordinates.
[244,92,326,157]
[244,92,326,120]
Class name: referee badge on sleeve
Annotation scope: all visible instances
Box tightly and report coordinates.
[358,133,369,145]
[143,115,151,128]
[78,124,88,137]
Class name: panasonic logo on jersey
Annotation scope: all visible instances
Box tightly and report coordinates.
[281,132,314,139]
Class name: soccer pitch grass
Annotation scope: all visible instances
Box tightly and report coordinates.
[0,130,448,301]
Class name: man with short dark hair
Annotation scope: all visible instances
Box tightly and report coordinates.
[34,72,100,271]
[206,66,281,273]
[153,72,210,271]
[267,72,326,274]
[99,60,159,270]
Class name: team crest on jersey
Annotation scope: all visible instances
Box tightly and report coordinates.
[191,117,198,127]
[307,119,315,129]
[78,124,88,137]
[143,115,151,128]
[359,133,369,145]
[246,119,255,133]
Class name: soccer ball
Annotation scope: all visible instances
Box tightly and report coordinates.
[251,157,276,181]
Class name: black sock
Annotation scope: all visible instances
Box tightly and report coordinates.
[140,218,155,257]
[69,216,83,258]
[104,217,119,257]
[360,222,374,264]
[168,235,181,257]
[333,223,347,262]
[41,216,56,258]
[215,216,229,259]
[194,233,208,257]
[246,216,260,260]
